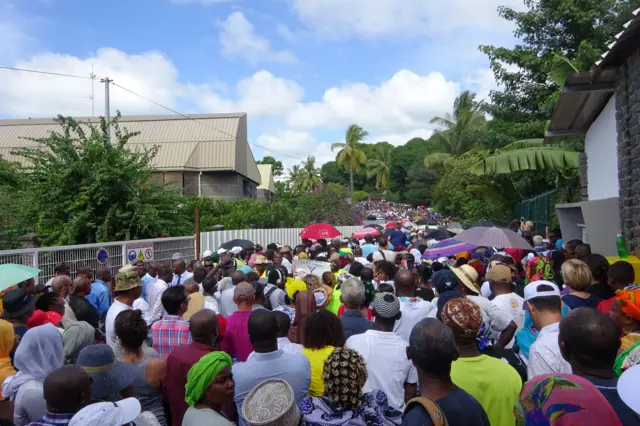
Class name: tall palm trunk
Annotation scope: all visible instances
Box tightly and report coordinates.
[349,167,354,193]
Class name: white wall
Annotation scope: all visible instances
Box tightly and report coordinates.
[585,95,619,201]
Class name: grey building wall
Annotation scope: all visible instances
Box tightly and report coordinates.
[616,47,640,249]
[200,171,257,201]
[257,188,274,201]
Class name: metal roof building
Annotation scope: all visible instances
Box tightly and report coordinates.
[0,113,262,201]
[257,164,275,201]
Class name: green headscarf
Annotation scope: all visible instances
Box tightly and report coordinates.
[184,351,232,407]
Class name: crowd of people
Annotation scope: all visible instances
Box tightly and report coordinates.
[0,223,640,425]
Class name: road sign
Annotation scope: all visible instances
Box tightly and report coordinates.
[126,242,154,263]
[96,247,109,264]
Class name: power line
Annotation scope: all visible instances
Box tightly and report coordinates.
[0,65,93,80]
[110,81,305,161]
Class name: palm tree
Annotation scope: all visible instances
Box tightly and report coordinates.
[287,164,303,193]
[298,156,322,192]
[367,144,392,191]
[331,124,368,192]
[424,91,486,168]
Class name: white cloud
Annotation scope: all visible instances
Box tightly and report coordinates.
[371,129,434,146]
[219,12,296,65]
[287,70,459,133]
[256,130,335,169]
[290,0,526,39]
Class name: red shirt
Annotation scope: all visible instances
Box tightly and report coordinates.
[164,341,216,426]
[220,310,254,362]
[598,297,615,316]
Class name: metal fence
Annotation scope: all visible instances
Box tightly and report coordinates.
[515,190,560,233]
[201,226,361,253]
[0,236,196,284]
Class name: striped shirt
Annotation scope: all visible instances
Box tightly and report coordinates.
[28,412,74,426]
[151,314,192,359]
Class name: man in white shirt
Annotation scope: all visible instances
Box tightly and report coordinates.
[170,259,193,287]
[524,280,572,379]
[217,271,245,317]
[487,264,525,348]
[346,292,418,411]
[148,264,172,323]
[393,269,434,342]
[273,310,303,355]
[105,269,142,348]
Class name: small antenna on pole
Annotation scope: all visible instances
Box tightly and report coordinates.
[90,65,96,116]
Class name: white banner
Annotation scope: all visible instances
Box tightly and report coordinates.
[292,259,331,279]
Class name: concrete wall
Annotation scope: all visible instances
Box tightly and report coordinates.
[152,171,257,200]
[257,188,274,201]
[586,96,619,201]
[616,47,640,249]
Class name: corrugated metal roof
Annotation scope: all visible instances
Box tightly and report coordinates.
[596,8,640,68]
[0,113,261,182]
[257,164,275,192]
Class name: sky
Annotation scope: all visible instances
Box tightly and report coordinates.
[0,0,524,170]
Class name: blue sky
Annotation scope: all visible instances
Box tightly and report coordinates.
[0,0,521,169]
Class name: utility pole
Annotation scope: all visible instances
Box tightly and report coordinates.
[90,65,96,116]
[101,77,113,141]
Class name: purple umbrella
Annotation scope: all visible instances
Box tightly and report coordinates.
[421,239,478,260]
[453,226,533,250]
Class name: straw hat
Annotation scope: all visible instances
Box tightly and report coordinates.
[451,264,480,294]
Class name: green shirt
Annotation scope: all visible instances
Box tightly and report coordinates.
[326,288,341,315]
[451,355,522,426]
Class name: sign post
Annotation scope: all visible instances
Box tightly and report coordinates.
[126,242,154,263]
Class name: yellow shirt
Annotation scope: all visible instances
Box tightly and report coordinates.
[302,346,335,397]
[326,288,341,315]
[451,355,522,426]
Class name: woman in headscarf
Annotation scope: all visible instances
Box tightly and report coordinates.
[609,288,640,352]
[515,374,621,425]
[288,290,317,344]
[62,321,95,364]
[2,323,64,426]
[183,351,234,426]
[0,320,16,421]
[299,347,402,425]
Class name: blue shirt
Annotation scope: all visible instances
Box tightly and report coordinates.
[141,273,156,302]
[340,310,373,340]
[586,376,640,425]
[361,244,378,260]
[233,349,311,426]
[402,386,490,426]
[389,230,406,248]
[86,280,111,316]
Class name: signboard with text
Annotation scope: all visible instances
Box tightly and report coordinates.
[292,259,331,279]
[126,242,154,263]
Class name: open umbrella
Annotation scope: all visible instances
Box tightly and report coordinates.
[352,227,381,239]
[453,226,533,250]
[421,239,478,260]
[404,222,418,229]
[426,229,454,241]
[367,224,384,231]
[0,264,41,292]
[299,223,341,240]
[219,239,255,251]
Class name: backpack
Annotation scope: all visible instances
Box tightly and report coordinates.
[263,284,279,310]
[265,264,286,286]
[403,397,448,426]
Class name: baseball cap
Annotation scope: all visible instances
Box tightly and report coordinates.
[373,292,401,319]
[523,280,560,308]
[486,264,512,283]
[431,269,459,295]
[202,250,213,258]
[230,246,243,255]
[69,398,141,426]
[114,269,141,292]
[234,282,255,302]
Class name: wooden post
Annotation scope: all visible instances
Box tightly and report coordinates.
[195,207,201,260]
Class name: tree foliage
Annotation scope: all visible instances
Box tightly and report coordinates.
[367,143,393,191]
[257,156,284,176]
[331,124,368,192]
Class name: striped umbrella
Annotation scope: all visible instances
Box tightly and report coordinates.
[421,238,478,260]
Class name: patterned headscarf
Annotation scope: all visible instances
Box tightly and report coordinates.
[322,348,368,410]
[440,298,482,340]
[184,351,232,407]
[525,255,555,284]
[616,289,640,322]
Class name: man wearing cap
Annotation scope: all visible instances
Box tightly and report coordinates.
[346,292,417,411]
[2,287,37,359]
[221,282,256,362]
[488,264,525,348]
[104,269,142,349]
[524,280,572,379]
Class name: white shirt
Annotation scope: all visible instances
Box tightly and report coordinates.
[277,337,303,355]
[216,278,237,318]
[490,293,525,348]
[467,295,513,337]
[133,297,153,326]
[393,298,435,342]
[345,330,418,411]
[527,322,572,380]
[281,257,293,274]
[147,279,169,322]
[203,295,220,314]
[61,298,77,328]
[12,379,45,426]
[105,299,132,348]
[355,257,371,266]
[170,271,193,287]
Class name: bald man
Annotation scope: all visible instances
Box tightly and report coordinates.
[51,275,77,328]
[171,259,193,287]
[393,269,435,342]
[165,309,220,426]
[35,365,91,424]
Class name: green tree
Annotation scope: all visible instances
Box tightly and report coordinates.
[11,114,188,245]
[331,124,368,192]
[298,156,323,192]
[287,164,303,193]
[424,91,486,168]
[367,143,392,191]
[257,156,284,176]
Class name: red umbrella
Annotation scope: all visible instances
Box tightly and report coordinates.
[299,223,342,240]
[352,227,381,239]
[385,221,407,229]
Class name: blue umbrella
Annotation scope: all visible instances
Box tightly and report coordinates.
[0,264,41,292]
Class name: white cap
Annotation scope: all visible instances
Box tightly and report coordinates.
[217,248,228,255]
[171,252,183,260]
[230,246,243,255]
[523,280,560,308]
[618,364,640,414]
[69,398,141,426]
[202,250,213,258]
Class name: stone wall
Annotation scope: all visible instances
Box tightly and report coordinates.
[151,171,257,200]
[579,152,588,201]
[616,48,640,249]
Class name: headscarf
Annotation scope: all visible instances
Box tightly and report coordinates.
[322,348,367,410]
[288,290,316,344]
[525,254,554,284]
[298,252,309,260]
[184,351,232,407]
[515,374,622,426]
[63,321,95,364]
[0,320,16,399]
[467,259,484,278]
[615,289,640,321]
[614,340,640,376]
[455,251,469,260]
[2,323,64,400]
[440,298,482,340]
[285,278,307,299]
